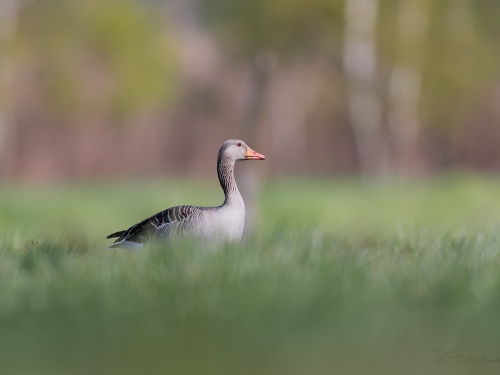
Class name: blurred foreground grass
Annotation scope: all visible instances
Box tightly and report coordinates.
[1,175,500,375]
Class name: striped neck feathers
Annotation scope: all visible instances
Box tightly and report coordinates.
[217,152,238,199]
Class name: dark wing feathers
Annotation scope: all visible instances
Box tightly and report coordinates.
[107,205,203,245]
[111,218,156,244]
[106,231,125,239]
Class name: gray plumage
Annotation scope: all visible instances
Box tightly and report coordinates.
[107,139,265,249]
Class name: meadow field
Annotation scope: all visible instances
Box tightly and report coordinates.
[1,175,500,375]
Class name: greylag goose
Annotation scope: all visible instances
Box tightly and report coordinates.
[107,139,265,249]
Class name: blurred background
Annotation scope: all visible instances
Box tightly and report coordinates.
[3,3,500,374]
[1,0,500,183]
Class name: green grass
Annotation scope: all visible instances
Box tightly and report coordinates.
[1,175,500,375]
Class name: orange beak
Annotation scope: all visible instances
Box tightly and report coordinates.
[245,147,265,160]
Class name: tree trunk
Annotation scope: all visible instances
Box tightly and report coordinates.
[343,0,390,176]
[0,0,19,179]
[238,51,271,236]
[270,63,307,174]
[387,0,430,175]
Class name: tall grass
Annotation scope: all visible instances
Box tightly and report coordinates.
[1,176,500,374]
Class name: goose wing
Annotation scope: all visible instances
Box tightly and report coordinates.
[107,205,203,247]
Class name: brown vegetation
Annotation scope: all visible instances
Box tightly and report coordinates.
[1,0,500,183]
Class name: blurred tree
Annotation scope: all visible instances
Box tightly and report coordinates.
[342,0,500,175]
[0,0,19,178]
[343,0,390,175]
[386,0,430,174]
[421,0,497,128]
[204,0,500,177]
[4,0,500,181]
[14,0,178,120]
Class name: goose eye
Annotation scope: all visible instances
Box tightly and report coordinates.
[237,142,241,147]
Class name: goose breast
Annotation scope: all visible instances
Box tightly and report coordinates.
[195,197,245,242]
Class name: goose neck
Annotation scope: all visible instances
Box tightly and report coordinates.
[217,155,239,200]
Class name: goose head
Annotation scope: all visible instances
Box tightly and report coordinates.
[220,139,265,162]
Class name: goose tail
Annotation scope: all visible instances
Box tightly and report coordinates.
[106,231,125,239]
